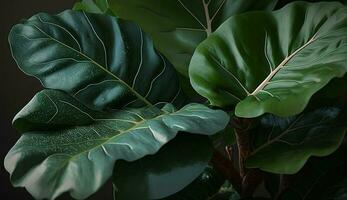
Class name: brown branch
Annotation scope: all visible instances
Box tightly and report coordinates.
[232,117,266,197]
[210,150,242,193]
[233,117,252,178]
[242,170,264,197]
[275,174,294,199]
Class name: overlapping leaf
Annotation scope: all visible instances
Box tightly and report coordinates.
[162,166,225,200]
[279,144,347,200]
[189,2,347,117]
[276,0,347,9]
[4,89,229,200]
[246,104,347,174]
[9,10,185,110]
[73,0,114,14]
[113,134,215,199]
[93,0,277,78]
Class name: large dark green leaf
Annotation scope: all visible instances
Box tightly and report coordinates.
[279,144,347,200]
[189,2,347,117]
[113,135,219,200]
[99,0,277,78]
[73,0,114,14]
[162,166,225,200]
[276,0,347,9]
[4,89,229,200]
[9,10,185,110]
[246,104,347,174]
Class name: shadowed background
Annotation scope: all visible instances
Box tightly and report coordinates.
[0,1,112,199]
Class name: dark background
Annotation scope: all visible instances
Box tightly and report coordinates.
[0,1,112,199]
[2,1,343,200]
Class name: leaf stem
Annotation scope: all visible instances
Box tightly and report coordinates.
[232,117,265,197]
[233,117,252,178]
[210,150,242,193]
[202,0,212,36]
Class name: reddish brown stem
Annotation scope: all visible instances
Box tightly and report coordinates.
[210,150,242,193]
[233,117,265,197]
[233,118,252,178]
[242,170,264,197]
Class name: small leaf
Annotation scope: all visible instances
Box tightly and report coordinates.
[189,2,347,117]
[246,104,347,174]
[4,89,229,200]
[99,0,277,91]
[9,10,185,110]
[279,144,347,200]
[113,134,217,199]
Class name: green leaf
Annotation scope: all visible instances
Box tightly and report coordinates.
[189,2,347,117]
[104,0,277,78]
[276,0,347,9]
[4,89,229,200]
[9,10,185,110]
[279,144,347,200]
[162,166,225,200]
[113,134,217,199]
[73,0,114,15]
[245,104,347,174]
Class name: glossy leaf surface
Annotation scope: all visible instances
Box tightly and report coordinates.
[246,104,347,174]
[104,0,277,78]
[9,10,185,110]
[4,89,229,200]
[189,2,347,117]
[113,134,216,199]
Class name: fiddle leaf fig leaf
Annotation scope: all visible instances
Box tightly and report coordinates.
[189,2,347,117]
[73,0,114,14]
[4,89,229,200]
[279,144,347,200]
[246,104,347,174]
[162,165,225,200]
[102,0,277,78]
[113,134,216,200]
[275,0,347,9]
[9,10,185,110]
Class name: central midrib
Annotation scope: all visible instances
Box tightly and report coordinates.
[250,33,318,96]
[202,0,212,36]
[42,107,191,174]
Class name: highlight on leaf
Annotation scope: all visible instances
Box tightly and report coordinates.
[189,1,347,118]
[5,89,229,199]
[9,10,185,110]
